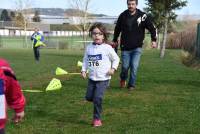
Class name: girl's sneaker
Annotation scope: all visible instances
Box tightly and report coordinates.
[93,119,102,127]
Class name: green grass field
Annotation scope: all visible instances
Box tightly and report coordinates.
[0,48,200,134]
[0,36,88,49]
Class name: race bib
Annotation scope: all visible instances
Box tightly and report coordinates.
[88,54,102,67]
[0,95,6,119]
[0,79,6,119]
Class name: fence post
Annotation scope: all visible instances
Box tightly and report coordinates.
[196,23,200,58]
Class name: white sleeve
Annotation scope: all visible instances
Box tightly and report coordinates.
[108,46,120,70]
[81,47,88,72]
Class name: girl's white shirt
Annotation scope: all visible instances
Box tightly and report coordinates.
[82,43,120,81]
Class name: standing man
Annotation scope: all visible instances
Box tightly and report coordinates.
[31,28,45,62]
[113,0,157,91]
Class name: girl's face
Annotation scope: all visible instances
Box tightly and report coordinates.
[91,28,104,44]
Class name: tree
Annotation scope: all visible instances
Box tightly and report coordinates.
[15,12,25,27]
[144,2,165,49]
[10,11,16,21]
[0,9,11,21]
[14,0,33,48]
[32,10,41,22]
[145,0,187,58]
[68,0,93,49]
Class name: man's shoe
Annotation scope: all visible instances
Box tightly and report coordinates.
[128,86,135,91]
[120,80,126,88]
[93,119,102,127]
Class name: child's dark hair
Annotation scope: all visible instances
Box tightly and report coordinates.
[89,22,109,42]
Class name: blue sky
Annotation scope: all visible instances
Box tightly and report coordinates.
[1,0,199,16]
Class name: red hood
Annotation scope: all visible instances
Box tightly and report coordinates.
[0,58,10,67]
[0,58,13,73]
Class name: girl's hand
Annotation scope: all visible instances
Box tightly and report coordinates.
[12,111,25,124]
[107,68,115,75]
[81,71,87,79]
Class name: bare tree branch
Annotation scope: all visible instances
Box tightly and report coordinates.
[68,0,93,48]
[14,0,33,48]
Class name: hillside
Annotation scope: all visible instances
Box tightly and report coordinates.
[0,8,107,17]
[177,14,200,21]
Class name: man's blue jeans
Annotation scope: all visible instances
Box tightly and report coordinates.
[120,48,142,87]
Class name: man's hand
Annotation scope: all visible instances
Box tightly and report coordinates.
[151,41,157,48]
[108,41,118,48]
[12,111,25,124]
[81,71,87,79]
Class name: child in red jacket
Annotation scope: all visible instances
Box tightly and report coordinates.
[0,58,25,134]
